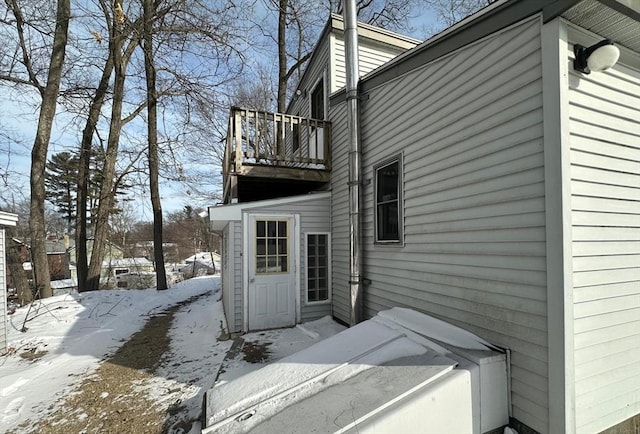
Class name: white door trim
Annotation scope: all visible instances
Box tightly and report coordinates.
[242,212,300,332]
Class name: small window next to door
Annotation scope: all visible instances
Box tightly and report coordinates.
[256,219,288,273]
[306,233,330,303]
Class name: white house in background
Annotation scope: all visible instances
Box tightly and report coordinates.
[210,0,640,432]
[101,257,154,288]
[0,211,18,354]
[179,252,221,278]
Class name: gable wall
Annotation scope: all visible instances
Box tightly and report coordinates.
[0,228,7,354]
[332,34,412,92]
[289,37,331,119]
[289,28,414,120]
[346,16,549,432]
[567,30,640,433]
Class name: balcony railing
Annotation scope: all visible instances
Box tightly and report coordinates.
[223,107,331,185]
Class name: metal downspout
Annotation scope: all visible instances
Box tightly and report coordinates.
[344,0,362,326]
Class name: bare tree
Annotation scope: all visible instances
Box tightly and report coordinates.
[1,0,71,298]
[418,0,488,32]
[74,0,117,292]
[266,0,418,114]
[142,0,167,289]
[86,0,141,290]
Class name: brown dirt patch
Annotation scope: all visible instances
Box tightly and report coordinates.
[242,341,271,363]
[19,349,48,361]
[11,292,208,434]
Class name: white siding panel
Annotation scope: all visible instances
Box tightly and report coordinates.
[0,229,7,354]
[569,52,640,432]
[232,221,243,332]
[574,281,640,303]
[355,18,548,433]
[575,307,640,334]
[333,35,410,92]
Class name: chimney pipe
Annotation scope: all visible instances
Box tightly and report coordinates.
[343,0,362,326]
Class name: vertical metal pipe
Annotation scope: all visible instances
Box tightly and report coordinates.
[344,0,361,326]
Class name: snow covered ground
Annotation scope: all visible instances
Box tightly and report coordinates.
[0,276,345,433]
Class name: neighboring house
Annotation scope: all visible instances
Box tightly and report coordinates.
[68,238,124,267]
[101,257,155,288]
[210,1,640,433]
[133,241,180,262]
[50,278,78,296]
[8,238,72,287]
[45,238,71,281]
[179,252,220,278]
[0,212,18,354]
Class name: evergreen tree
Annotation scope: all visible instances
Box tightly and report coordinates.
[45,151,79,234]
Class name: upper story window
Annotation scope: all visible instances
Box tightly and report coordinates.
[310,79,325,120]
[374,154,403,244]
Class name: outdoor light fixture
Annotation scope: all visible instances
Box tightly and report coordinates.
[574,39,620,74]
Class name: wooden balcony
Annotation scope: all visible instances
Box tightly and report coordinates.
[222,107,331,203]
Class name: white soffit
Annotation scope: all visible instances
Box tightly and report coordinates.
[208,193,330,230]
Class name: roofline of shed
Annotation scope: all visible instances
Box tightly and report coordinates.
[0,211,18,227]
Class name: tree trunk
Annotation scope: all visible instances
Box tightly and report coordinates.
[87,8,131,290]
[28,0,71,299]
[143,0,167,290]
[76,47,115,292]
[277,0,288,113]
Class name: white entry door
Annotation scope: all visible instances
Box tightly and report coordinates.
[247,216,296,330]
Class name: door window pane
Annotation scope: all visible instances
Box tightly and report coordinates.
[255,219,288,274]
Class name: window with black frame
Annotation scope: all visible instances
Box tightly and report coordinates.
[311,80,324,120]
[375,156,402,243]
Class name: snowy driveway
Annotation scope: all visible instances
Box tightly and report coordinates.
[0,276,343,433]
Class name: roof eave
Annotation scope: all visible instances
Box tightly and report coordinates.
[359,0,582,93]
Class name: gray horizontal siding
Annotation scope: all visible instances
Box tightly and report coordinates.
[329,101,350,325]
[0,229,7,354]
[356,17,548,433]
[568,55,640,433]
